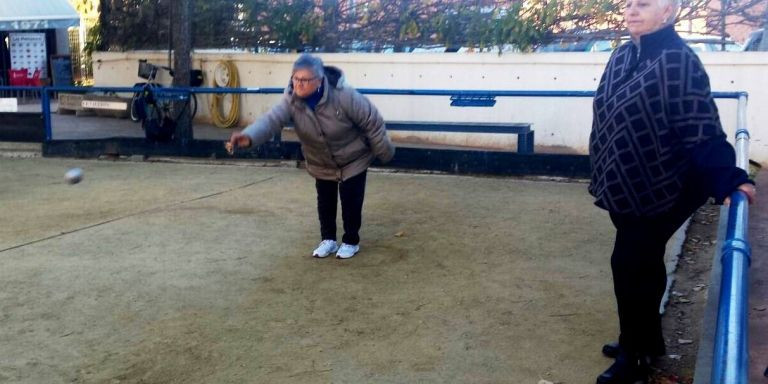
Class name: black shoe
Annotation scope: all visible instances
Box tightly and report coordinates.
[602,341,621,358]
[602,341,664,360]
[596,353,649,384]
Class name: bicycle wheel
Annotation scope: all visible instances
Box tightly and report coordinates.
[129,93,142,122]
[189,93,198,120]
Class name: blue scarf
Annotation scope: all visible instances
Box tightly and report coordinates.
[303,83,324,111]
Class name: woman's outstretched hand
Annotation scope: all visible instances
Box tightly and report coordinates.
[226,132,252,154]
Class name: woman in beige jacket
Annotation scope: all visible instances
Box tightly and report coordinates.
[228,54,395,259]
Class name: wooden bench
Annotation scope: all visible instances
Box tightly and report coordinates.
[58,93,85,115]
[81,94,131,118]
[59,93,131,118]
[385,121,534,154]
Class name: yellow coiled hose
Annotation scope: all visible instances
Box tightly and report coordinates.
[210,61,240,128]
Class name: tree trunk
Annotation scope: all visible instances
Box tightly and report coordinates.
[97,0,110,51]
[720,0,728,51]
[172,0,193,143]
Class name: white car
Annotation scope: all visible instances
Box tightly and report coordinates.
[535,33,740,53]
[743,29,766,51]
[675,33,741,52]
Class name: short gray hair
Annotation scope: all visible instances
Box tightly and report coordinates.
[658,0,680,24]
[292,54,324,79]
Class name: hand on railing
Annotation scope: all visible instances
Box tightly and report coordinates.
[724,183,757,205]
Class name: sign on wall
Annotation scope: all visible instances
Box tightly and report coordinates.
[0,98,18,112]
[1,20,52,31]
[51,55,73,86]
[9,33,48,78]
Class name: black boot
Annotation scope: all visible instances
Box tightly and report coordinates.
[602,341,664,360]
[596,352,649,384]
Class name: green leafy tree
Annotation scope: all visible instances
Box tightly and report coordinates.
[351,0,437,52]
[98,0,172,50]
[92,0,766,53]
[240,0,322,51]
[193,0,244,48]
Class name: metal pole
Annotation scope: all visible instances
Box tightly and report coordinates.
[711,192,750,384]
[735,94,749,170]
[711,93,750,384]
[171,0,192,144]
[42,87,52,141]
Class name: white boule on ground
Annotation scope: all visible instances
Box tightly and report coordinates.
[64,168,84,184]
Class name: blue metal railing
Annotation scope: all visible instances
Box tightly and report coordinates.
[0,85,750,98]
[711,94,752,384]
[0,84,748,142]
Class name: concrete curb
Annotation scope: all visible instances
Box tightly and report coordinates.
[0,142,42,158]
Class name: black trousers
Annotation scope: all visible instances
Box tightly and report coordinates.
[608,190,708,356]
[315,171,367,245]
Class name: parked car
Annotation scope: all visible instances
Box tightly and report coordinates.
[535,33,740,53]
[535,36,622,52]
[677,33,741,52]
[743,29,766,51]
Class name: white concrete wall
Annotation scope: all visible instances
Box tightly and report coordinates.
[92,51,768,164]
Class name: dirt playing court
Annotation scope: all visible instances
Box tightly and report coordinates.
[1,157,624,383]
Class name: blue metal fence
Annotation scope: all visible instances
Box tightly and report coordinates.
[0,85,748,141]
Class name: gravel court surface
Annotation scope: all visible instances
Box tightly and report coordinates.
[0,157,619,384]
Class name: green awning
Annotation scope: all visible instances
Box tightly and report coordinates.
[0,0,80,31]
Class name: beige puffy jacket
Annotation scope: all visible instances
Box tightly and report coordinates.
[243,66,395,181]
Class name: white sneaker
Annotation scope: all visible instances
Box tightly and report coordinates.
[312,240,338,258]
[336,243,360,259]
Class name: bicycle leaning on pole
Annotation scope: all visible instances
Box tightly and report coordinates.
[129,59,202,142]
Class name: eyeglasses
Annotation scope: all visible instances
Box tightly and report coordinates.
[292,76,318,85]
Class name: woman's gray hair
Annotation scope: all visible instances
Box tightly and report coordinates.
[658,0,680,25]
[292,54,325,79]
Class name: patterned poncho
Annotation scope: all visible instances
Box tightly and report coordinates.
[589,25,749,216]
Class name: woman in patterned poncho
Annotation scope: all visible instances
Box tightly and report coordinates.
[589,0,755,383]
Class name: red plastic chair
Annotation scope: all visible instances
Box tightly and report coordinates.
[29,69,42,86]
[8,68,38,101]
[8,68,30,101]
[8,68,29,86]
[28,69,43,99]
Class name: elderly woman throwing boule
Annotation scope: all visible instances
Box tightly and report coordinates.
[228,54,395,260]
